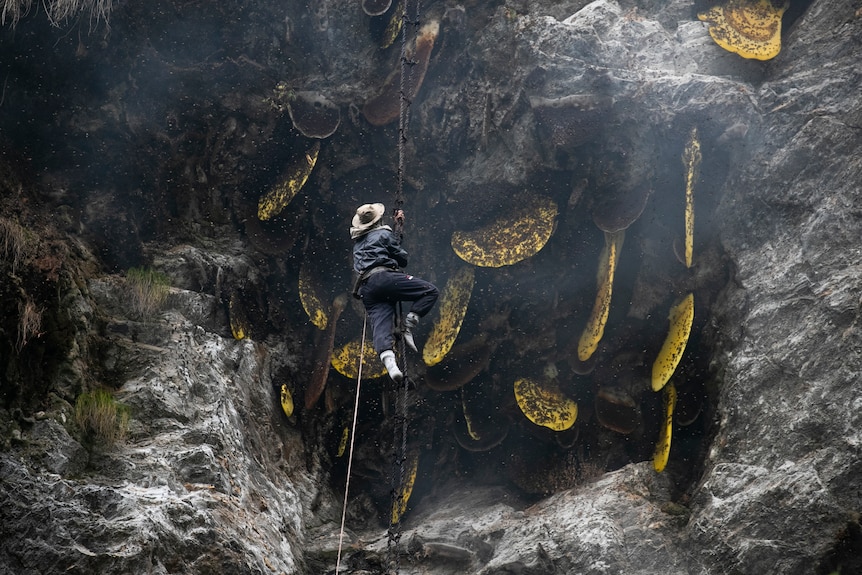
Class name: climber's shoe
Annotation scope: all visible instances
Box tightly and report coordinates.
[402,312,419,353]
[379,349,403,383]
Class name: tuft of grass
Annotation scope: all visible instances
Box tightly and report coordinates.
[125,267,170,318]
[74,389,130,445]
[46,0,113,27]
[0,217,30,274]
[16,297,43,352]
[0,0,30,27]
[2,0,113,28]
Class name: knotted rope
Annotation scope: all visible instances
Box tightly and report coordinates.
[386,3,421,571]
[337,2,421,571]
[393,0,421,236]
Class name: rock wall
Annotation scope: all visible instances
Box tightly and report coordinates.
[692,1,862,572]
[327,1,862,574]
[0,242,334,574]
[1,0,861,574]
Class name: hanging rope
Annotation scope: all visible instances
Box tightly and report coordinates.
[384,303,411,575]
[383,4,421,572]
[338,3,421,571]
[394,0,421,237]
[335,314,368,575]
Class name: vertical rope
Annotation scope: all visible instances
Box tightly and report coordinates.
[385,371,409,575]
[385,303,411,574]
[386,3,421,572]
[394,0,421,237]
[335,313,368,574]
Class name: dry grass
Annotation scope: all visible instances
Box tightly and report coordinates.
[46,0,113,26]
[0,0,30,26]
[126,267,171,318]
[74,388,130,445]
[1,0,113,27]
[16,297,43,352]
[0,217,29,274]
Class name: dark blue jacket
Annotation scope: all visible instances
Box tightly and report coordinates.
[353,226,408,274]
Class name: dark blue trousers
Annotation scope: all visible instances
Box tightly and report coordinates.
[359,271,439,354]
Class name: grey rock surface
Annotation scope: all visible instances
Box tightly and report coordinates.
[326,1,862,573]
[1,248,325,574]
[1,0,860,574]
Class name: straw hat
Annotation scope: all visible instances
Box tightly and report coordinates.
[350,203,385,239]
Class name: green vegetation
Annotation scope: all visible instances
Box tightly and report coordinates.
[126,267,170,318]
[1,0,113,27]
[74,389,130,445]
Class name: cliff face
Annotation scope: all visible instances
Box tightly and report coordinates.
[1,0,860,574]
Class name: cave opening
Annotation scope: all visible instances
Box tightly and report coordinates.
[298,128,733,528]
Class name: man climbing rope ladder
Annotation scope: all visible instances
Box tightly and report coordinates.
[350,203,439,382]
